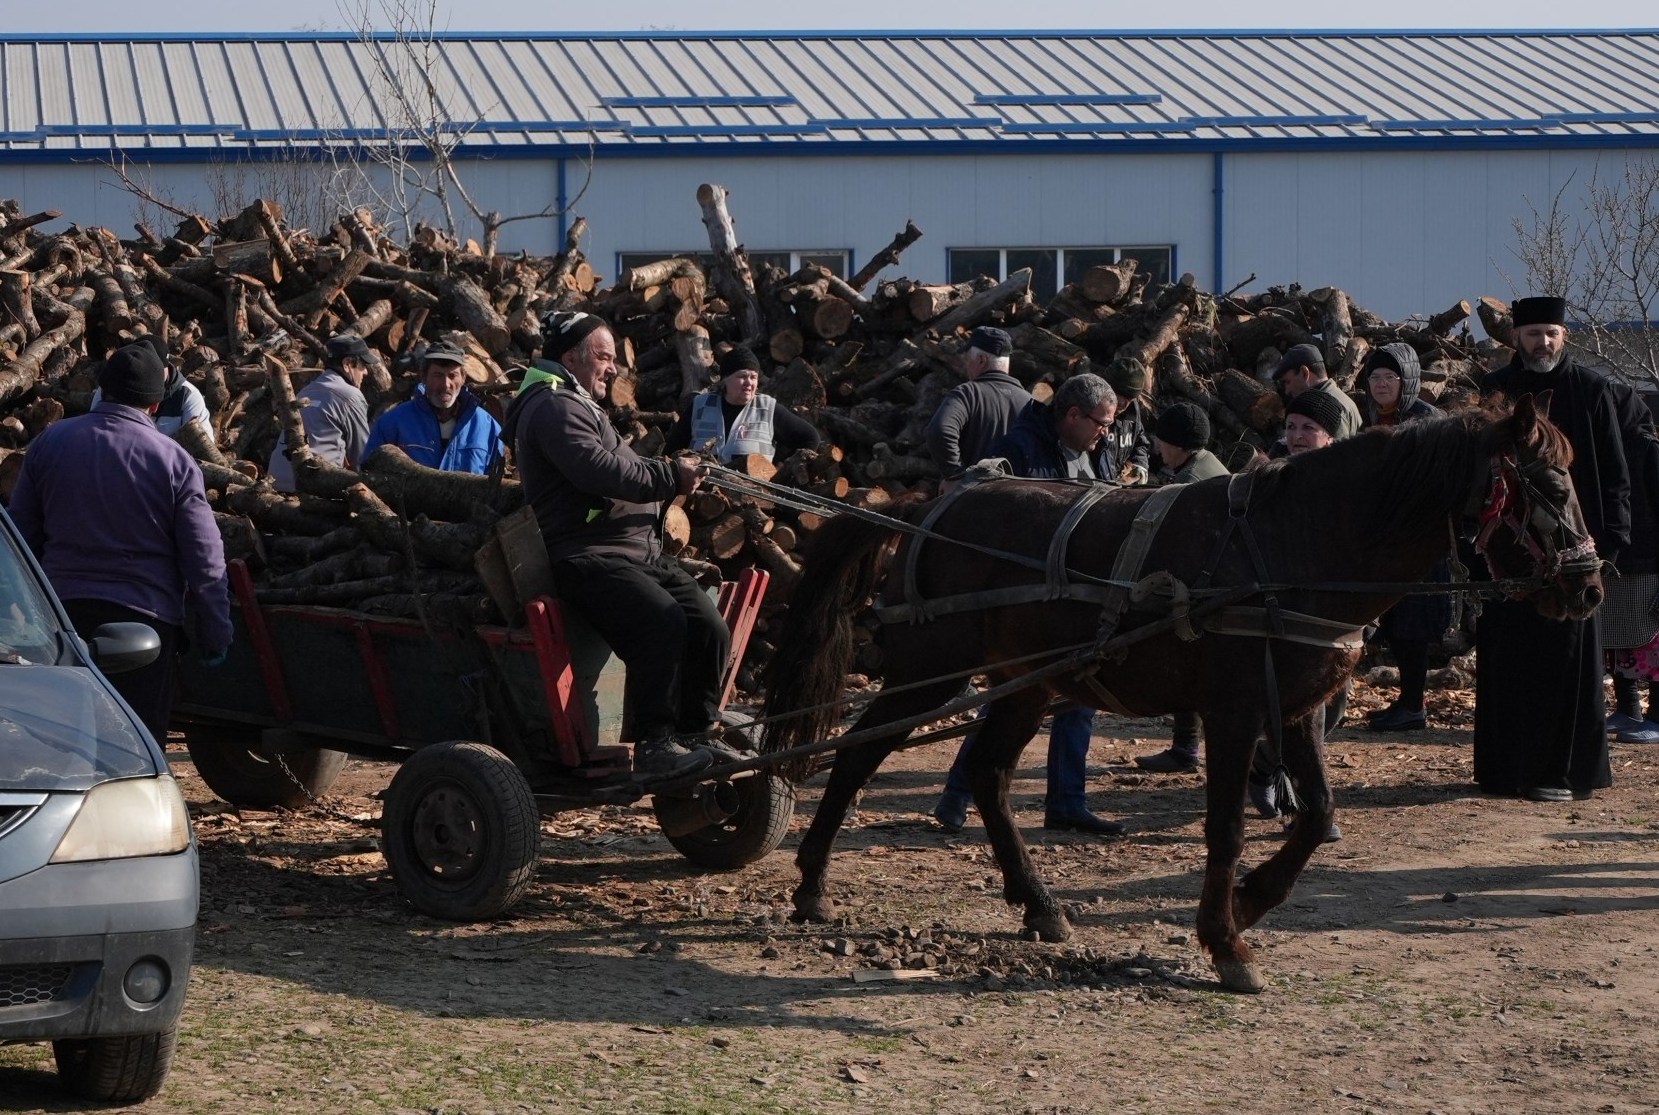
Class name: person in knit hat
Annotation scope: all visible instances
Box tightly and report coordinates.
[666,344,821,463]
[8,341,232,737]
[1283,387,1347,454]
[1272,342,1363,439]
[1151,401,1228,483]
[1101,360,1154,484]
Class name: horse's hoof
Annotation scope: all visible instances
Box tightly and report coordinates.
[1213,957,1267,994]
[792,895,835,923]
[1024,913,1072,942]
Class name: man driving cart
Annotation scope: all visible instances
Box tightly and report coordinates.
[503,310,733,781]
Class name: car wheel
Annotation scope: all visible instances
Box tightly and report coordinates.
[53,1026,178,1103]
[186,731,346,810]
[381,741,540,921]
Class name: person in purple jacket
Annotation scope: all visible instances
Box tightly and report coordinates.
[8,342,232,738]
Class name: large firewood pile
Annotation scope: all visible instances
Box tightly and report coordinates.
[0,189,1516,678]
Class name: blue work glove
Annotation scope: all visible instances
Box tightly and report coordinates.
[199,646,230,668]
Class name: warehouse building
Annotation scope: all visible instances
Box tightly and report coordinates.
[1,29,1656,319]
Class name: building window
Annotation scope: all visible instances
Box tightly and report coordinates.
[618,250,848,279]
[948,247,1173,302]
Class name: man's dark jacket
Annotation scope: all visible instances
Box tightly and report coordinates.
[993,400,1113,480]
[1481,356,1632,563]
[925,371,1031,479]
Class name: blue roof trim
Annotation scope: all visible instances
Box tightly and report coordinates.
[1000,122,1193,134]
[975,93,1163,106]
[602,95,798,108]
[1556,112,1659,124]
[817,117,1002,128]
[1184,114,1368,127]
[3,30,1657,43]
[1371,117,1565,131]
[628,124,829,137]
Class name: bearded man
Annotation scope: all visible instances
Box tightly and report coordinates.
[1475,296,1627,802]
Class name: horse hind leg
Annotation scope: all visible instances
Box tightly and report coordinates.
[964,688,1067,941]
[791,680,963,924]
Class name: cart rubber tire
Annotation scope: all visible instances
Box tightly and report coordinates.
[185,735,347,810]
[657,771,796,871]
[381,741,540,921]
[53,1026,178,1103]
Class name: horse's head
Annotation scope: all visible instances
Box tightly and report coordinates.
[1476,392,1604,619]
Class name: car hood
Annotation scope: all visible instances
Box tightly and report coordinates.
[0,665,158,791]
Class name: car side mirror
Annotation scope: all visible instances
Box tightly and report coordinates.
[89,622,163,675]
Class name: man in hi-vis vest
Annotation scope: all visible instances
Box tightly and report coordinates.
[667,346,821,462]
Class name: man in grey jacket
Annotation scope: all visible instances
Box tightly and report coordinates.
[925,326,1031,484]
[268,333,371,492]
[1271,343,1362,441]
[503,311,720,780]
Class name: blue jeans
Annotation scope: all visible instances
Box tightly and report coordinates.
[941,704,1096,815]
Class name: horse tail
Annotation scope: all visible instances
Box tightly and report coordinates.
[761,510,900,770]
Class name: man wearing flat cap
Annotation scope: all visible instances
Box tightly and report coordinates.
[666,344,822,463]
[1273,343,1363,441]
[9,342,232,738]
[925,326,1032,485]
[503,310,723,781]
[362,340,503,475]
[1476,296,1628,803]
[268,333,372,492]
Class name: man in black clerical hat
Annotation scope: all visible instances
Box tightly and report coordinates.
[1475,296,1629,802]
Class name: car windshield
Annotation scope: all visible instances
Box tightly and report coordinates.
[0,526,64,666]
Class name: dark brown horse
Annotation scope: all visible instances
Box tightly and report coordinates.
[762,396,1602,993]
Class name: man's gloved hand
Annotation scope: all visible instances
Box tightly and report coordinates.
[199,646,230,668]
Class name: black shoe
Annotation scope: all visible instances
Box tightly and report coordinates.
[692,732,757,763]
[1134,749,1199,774]
[1525,786,1572,803]
[1043,809,1125,836]
[932,793,969,833]
[1368,704,1427,732]
[634,736,715,779]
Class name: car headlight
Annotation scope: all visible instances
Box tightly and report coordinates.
[50,776,191,862]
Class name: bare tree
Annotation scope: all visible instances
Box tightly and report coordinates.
[339,0,592,256]
[1511,158,1659,386]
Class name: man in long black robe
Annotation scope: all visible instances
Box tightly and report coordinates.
[1475,296,1625,800]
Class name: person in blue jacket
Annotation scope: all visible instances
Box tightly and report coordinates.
[363,340,504,474]
[931,372,1125,837]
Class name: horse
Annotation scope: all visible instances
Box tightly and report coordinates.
[761,395,1603,994]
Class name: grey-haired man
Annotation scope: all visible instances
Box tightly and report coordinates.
[503,312,723,780]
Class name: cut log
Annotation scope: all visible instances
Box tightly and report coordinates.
[0,270,40,339]
[361,443,522,523]
[1476,296,1513,347]
[1427,299,1472,336]
[927,269,1033,336]
[1080,259,1138,305]
[696,183,765,345]
[848,220,923,292]
[1308,287,1359,388]
[0,310,83,406]
[1215,368,1284,436]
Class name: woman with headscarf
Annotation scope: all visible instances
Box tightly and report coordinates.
[1357,343,1451,732]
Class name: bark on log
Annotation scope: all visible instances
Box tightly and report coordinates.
[696,183,765,345]
[1309,287,1360,388]
[927,269,1033,336]
[361,443,521,523]
[344,483,490,571]
[1215,368,1284,436]
[1080,260,1138,305]
[848,220,923,292]
[1427,299,1472,336]
[0,310,83,406]
[0,270,40,340]
[1476,297,1513,347]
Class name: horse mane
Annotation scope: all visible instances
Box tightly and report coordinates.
[1245,406,1503,545]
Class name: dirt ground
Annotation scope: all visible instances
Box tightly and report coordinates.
[4,677,1659,1115]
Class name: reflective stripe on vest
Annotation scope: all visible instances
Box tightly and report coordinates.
[689,392,777,462]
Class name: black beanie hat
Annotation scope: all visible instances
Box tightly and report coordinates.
[719,345,762,376]
[540,310,608,361]
[97,342,167,407]
[1156,401,1211,451]
[1511,296,1567,328]
[1285,387,1346,439]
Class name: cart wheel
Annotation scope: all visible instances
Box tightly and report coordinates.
[656,772,795,871]
[185,733,346,810]
[381,741,540,921]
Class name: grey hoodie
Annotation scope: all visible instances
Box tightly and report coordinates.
[1361,342,1436,427]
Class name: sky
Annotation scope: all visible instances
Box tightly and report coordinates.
[0,0,1652,33]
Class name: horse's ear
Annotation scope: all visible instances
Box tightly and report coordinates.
[1532,389,1554,419]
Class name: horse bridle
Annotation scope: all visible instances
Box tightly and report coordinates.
[1472,453,1600,595]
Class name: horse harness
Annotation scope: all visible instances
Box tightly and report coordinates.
[872,466,1365,717]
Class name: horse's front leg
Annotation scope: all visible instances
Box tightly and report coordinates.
[1234,708,1332,930]
[966,688,1064,939]
[1195,703,1266,993]
[792,685,958,923]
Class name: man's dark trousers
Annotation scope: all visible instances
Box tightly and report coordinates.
[553,553,730,741]
[64,598,181,741]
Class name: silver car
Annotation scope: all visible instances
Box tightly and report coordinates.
[0,506,196,1103]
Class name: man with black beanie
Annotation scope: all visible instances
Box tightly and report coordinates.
[9,342,232,738]
[503,311,724,780]
[1476,296,1626,802]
